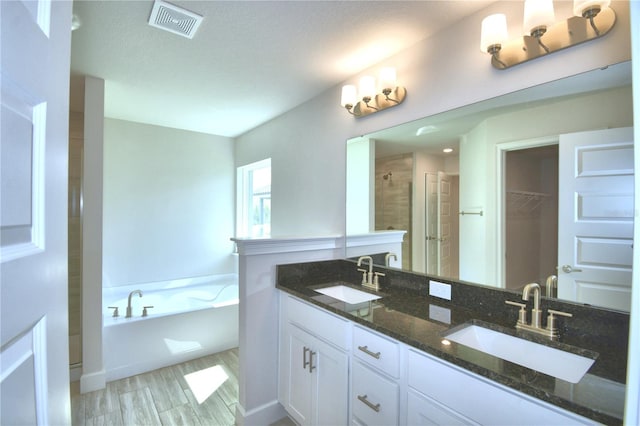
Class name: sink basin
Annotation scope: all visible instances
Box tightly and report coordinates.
[444,324,595,383]
[314,285,381,304]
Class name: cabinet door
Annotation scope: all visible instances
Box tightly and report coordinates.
[314,337,349,426]
[407,388,478,426]
[285,324,315,425]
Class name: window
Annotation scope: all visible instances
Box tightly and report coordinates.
[237,159,271,237]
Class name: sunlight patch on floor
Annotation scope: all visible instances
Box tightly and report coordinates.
[184,365,229,404]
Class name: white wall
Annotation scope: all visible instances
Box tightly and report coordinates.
[103,119,236,286]
[235,0,631,240]
[346,138,374,234]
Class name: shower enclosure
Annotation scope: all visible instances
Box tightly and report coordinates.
[375,154,413,270]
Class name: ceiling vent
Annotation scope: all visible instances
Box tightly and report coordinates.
[148,0,203,39]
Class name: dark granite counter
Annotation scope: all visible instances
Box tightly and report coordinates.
[276,259,629,425]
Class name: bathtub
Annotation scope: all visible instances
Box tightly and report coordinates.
[103,273,239,381]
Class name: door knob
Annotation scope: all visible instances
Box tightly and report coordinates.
[561,265,582,273]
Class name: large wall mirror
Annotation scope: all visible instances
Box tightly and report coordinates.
[346,61,633,312]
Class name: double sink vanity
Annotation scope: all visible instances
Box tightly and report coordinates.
[276,258,628,425]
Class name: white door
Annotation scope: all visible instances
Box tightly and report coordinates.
[314,335,348,426]
[438,172,453,277]
[285,325,313,425]
[425,172,438,274]
[558,127,634,311]
[1,1,72,424]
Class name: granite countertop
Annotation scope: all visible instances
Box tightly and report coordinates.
[276,261,628,425]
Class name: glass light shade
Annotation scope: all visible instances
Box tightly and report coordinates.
[523,0,555,35]
[573,0,610,16]
[359,76,376,99]
[480,14,508,52]
[379,67,397,91]
[340,85,357,107]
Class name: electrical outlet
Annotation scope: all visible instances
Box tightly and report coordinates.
[429,280,451,300]
[429,304,451,324]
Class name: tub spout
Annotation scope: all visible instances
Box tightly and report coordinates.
[126,290,143,318]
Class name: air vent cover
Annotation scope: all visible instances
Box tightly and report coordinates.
[148,0,203,39]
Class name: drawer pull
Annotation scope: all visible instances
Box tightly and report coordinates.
[358,345,381,359]
[357,394,381,412]
[303,346,310,370]
[309,350,316,373]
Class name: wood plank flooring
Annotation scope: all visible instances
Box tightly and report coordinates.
[70,348,296,426]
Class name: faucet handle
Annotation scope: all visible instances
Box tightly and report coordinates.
[357,268,368,284]
[546,309,572,335]
[142,306,154,317]
[108,306,119,317]
[505,300,527,325]
[373,271,385,286]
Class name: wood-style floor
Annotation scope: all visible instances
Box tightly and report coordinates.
[70,348,296,426]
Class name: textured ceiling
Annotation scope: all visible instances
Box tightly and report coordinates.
[70,0,495,137]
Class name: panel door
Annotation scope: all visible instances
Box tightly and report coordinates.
[438,171,452,277]
[314,336,349,426]
[1,1,72,424]
[558,127,634,311]
[286,324,314,425]
[425,172,438,274]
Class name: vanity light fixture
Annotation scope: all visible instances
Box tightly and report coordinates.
[480,0,615,69]
[341,67,407,118]
[443,148,454,154]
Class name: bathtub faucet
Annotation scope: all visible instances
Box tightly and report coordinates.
[126,290,143,318]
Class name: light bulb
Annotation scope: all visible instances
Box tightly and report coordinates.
[359,76,376,101]
[340,85,357,107]
[379,67,397,93]
[480,14,508,53]
[523,0,555,37]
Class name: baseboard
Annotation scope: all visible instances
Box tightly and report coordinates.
[80,369,106,393]
[235,400,288,426]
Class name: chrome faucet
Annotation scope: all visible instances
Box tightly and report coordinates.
[522,282,542,328]
[506,282,573,339]
[385,252,397,267]
[356,256,384,291]
[545,275,557,298]
[126,290,143,318]
[357,256,373,284]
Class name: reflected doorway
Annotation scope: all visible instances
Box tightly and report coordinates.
[504,145,559,294]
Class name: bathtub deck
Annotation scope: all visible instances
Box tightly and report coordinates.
[70,348,296,426]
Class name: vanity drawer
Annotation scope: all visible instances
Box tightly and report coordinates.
[352,360,399,426]
[353,325,400,378]
[407,349,597,425]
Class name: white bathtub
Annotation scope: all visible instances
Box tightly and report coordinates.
[103,274,239,381]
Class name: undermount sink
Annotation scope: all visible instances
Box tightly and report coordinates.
[314,285,381,304]
[444,324,595,384]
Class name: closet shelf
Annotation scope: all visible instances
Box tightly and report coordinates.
[507,190,550,214]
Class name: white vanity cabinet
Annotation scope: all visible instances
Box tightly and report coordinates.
[278,291,601,425]
[278,294,350,426]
